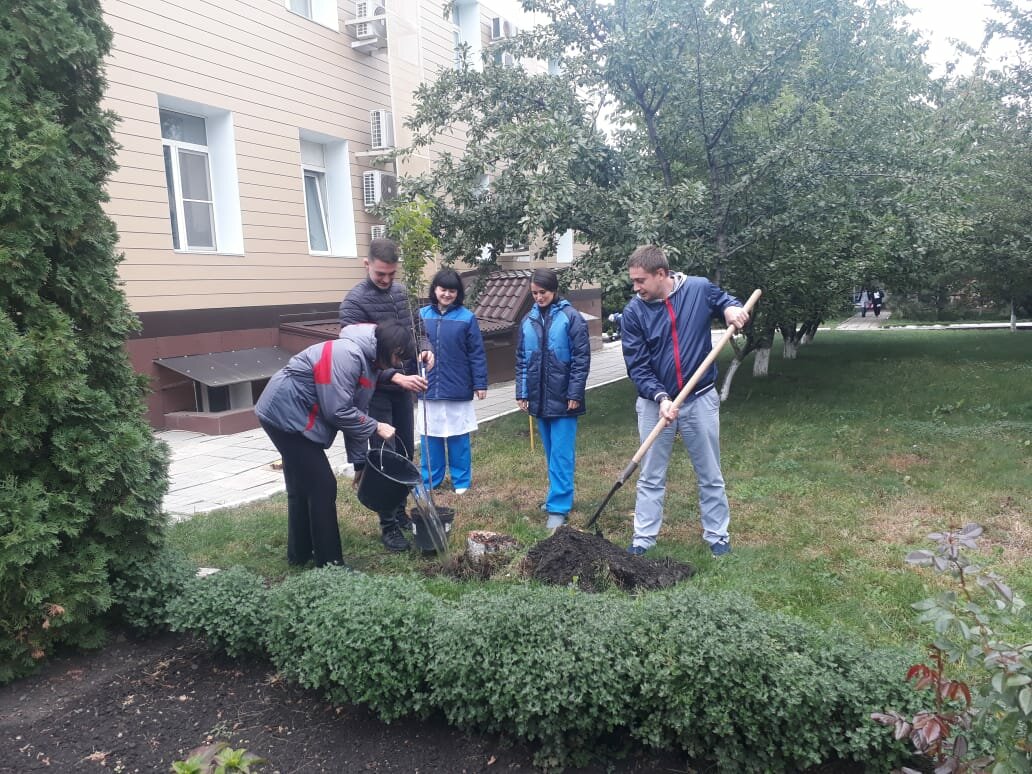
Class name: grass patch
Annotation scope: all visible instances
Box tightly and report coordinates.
[168,330,1032,648]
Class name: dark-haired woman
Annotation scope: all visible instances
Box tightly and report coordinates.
[417,269,488,494]
[515,268,590,530]
[255,321,415,566]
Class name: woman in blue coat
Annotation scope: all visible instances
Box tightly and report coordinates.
[515,268,590,530]
[417,269,488,494]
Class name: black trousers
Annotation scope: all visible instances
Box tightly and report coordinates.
[366,388,415,529]
[260,421,343,567]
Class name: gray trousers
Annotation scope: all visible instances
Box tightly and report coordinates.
[631,391,730,549]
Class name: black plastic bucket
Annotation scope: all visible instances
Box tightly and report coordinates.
[410,506,454,554]
[356,447,422,513]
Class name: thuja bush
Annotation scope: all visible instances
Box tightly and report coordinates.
[168,567,270,659]
[265,569,443,720]
[0,0,169,683]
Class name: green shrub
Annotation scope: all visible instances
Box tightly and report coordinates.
[0,0,169,684]
[428,586,645,768]
[167,567,269,658]
[265,569,442,720]
[628,590,921,772]
[427,584,919,771]
[110,546,196,633]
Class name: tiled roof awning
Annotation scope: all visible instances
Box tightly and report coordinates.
[155,347,291,387]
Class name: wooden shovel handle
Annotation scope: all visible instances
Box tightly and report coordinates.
[630,288,762,465]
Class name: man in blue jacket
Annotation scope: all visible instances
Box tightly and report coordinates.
[620,246,749,557]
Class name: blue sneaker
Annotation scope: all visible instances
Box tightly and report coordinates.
[627,545,648,556]
[710,540,732,557]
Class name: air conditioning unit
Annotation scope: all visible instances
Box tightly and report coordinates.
[370,225,388,240]
[354,1,386,40]
[504,20,518,38]
[362,171,397,207]
[369,109,394,149]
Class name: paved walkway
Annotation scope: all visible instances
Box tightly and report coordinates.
[835,310,891,329]
[159,341,631,518]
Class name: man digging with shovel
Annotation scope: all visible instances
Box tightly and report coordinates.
[620,246,750,558]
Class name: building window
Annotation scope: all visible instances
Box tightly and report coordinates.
[452,2,482,71]
[157,97,244,254]
[286,0,338,29]
[298,133,357,256]
[160,109,217,251]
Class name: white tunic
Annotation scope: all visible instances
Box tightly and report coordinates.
[416,399,478,438]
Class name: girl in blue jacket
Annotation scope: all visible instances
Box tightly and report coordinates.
[515,268,590,529]
[417,269,488,494]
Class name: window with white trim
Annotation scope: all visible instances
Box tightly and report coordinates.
[285,0,338,29]
[160,109,217,251]
[300,141,330,253]
[298,132,357,256]
[158,97,244,254]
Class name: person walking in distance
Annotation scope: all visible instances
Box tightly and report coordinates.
[417,269,488,494]
[620,246,749,557]
[338,238,433,553]
[871,288,884,317]
[515,268,590,532]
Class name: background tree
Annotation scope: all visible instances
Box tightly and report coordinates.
[408,0,941,386]
[1,0,169,682]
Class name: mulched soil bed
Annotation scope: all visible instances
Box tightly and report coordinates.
[0,632,687,773]
[525,526,696,592]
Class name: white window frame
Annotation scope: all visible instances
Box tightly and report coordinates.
[285,0,338,29]
[302,167,331,255]
[298,131,357,257]
[158,96,244,255]
[161,114,218,252]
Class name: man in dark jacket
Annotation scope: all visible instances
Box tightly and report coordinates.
[620,246,749,557]
[338,238,433,553]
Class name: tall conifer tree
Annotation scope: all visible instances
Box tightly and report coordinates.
[1,0,169,681]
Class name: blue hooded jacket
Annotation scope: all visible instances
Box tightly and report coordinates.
[419,303,488,401]
[621,274,740,402]
[515,298,590,418]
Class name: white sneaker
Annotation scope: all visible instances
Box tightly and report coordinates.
[454,487,468,495]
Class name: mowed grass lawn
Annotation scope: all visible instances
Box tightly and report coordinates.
[169,329,1032,649]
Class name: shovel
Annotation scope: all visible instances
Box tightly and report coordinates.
[583,288,762,535]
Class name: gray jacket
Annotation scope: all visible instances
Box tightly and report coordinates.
[255,325,379,458]
[338,277,428,388]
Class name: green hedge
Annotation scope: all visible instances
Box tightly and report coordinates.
[169,567,919,771]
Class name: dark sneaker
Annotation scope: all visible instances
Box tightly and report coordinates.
[381,526,411,553]
[710,541,732,557]
[627,545,648,556]
[396,512,414,533]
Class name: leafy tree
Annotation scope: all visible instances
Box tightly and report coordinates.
[407,0,939,383]
[0,0,169,682]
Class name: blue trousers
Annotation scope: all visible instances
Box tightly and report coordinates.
[537,416,578,515]
[420,434,472,490]
[631,391,730,549]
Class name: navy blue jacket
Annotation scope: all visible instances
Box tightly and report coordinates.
[419,304,488,401]
[621,274,740,402]
[515,298,590,418]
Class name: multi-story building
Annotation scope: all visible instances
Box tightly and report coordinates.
[101,0,599,434]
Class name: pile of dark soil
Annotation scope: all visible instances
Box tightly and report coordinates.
[525,527,695,592]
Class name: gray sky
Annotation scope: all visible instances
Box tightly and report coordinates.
[903,0,1016,73]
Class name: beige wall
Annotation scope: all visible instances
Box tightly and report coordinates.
[103,0,393,315]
